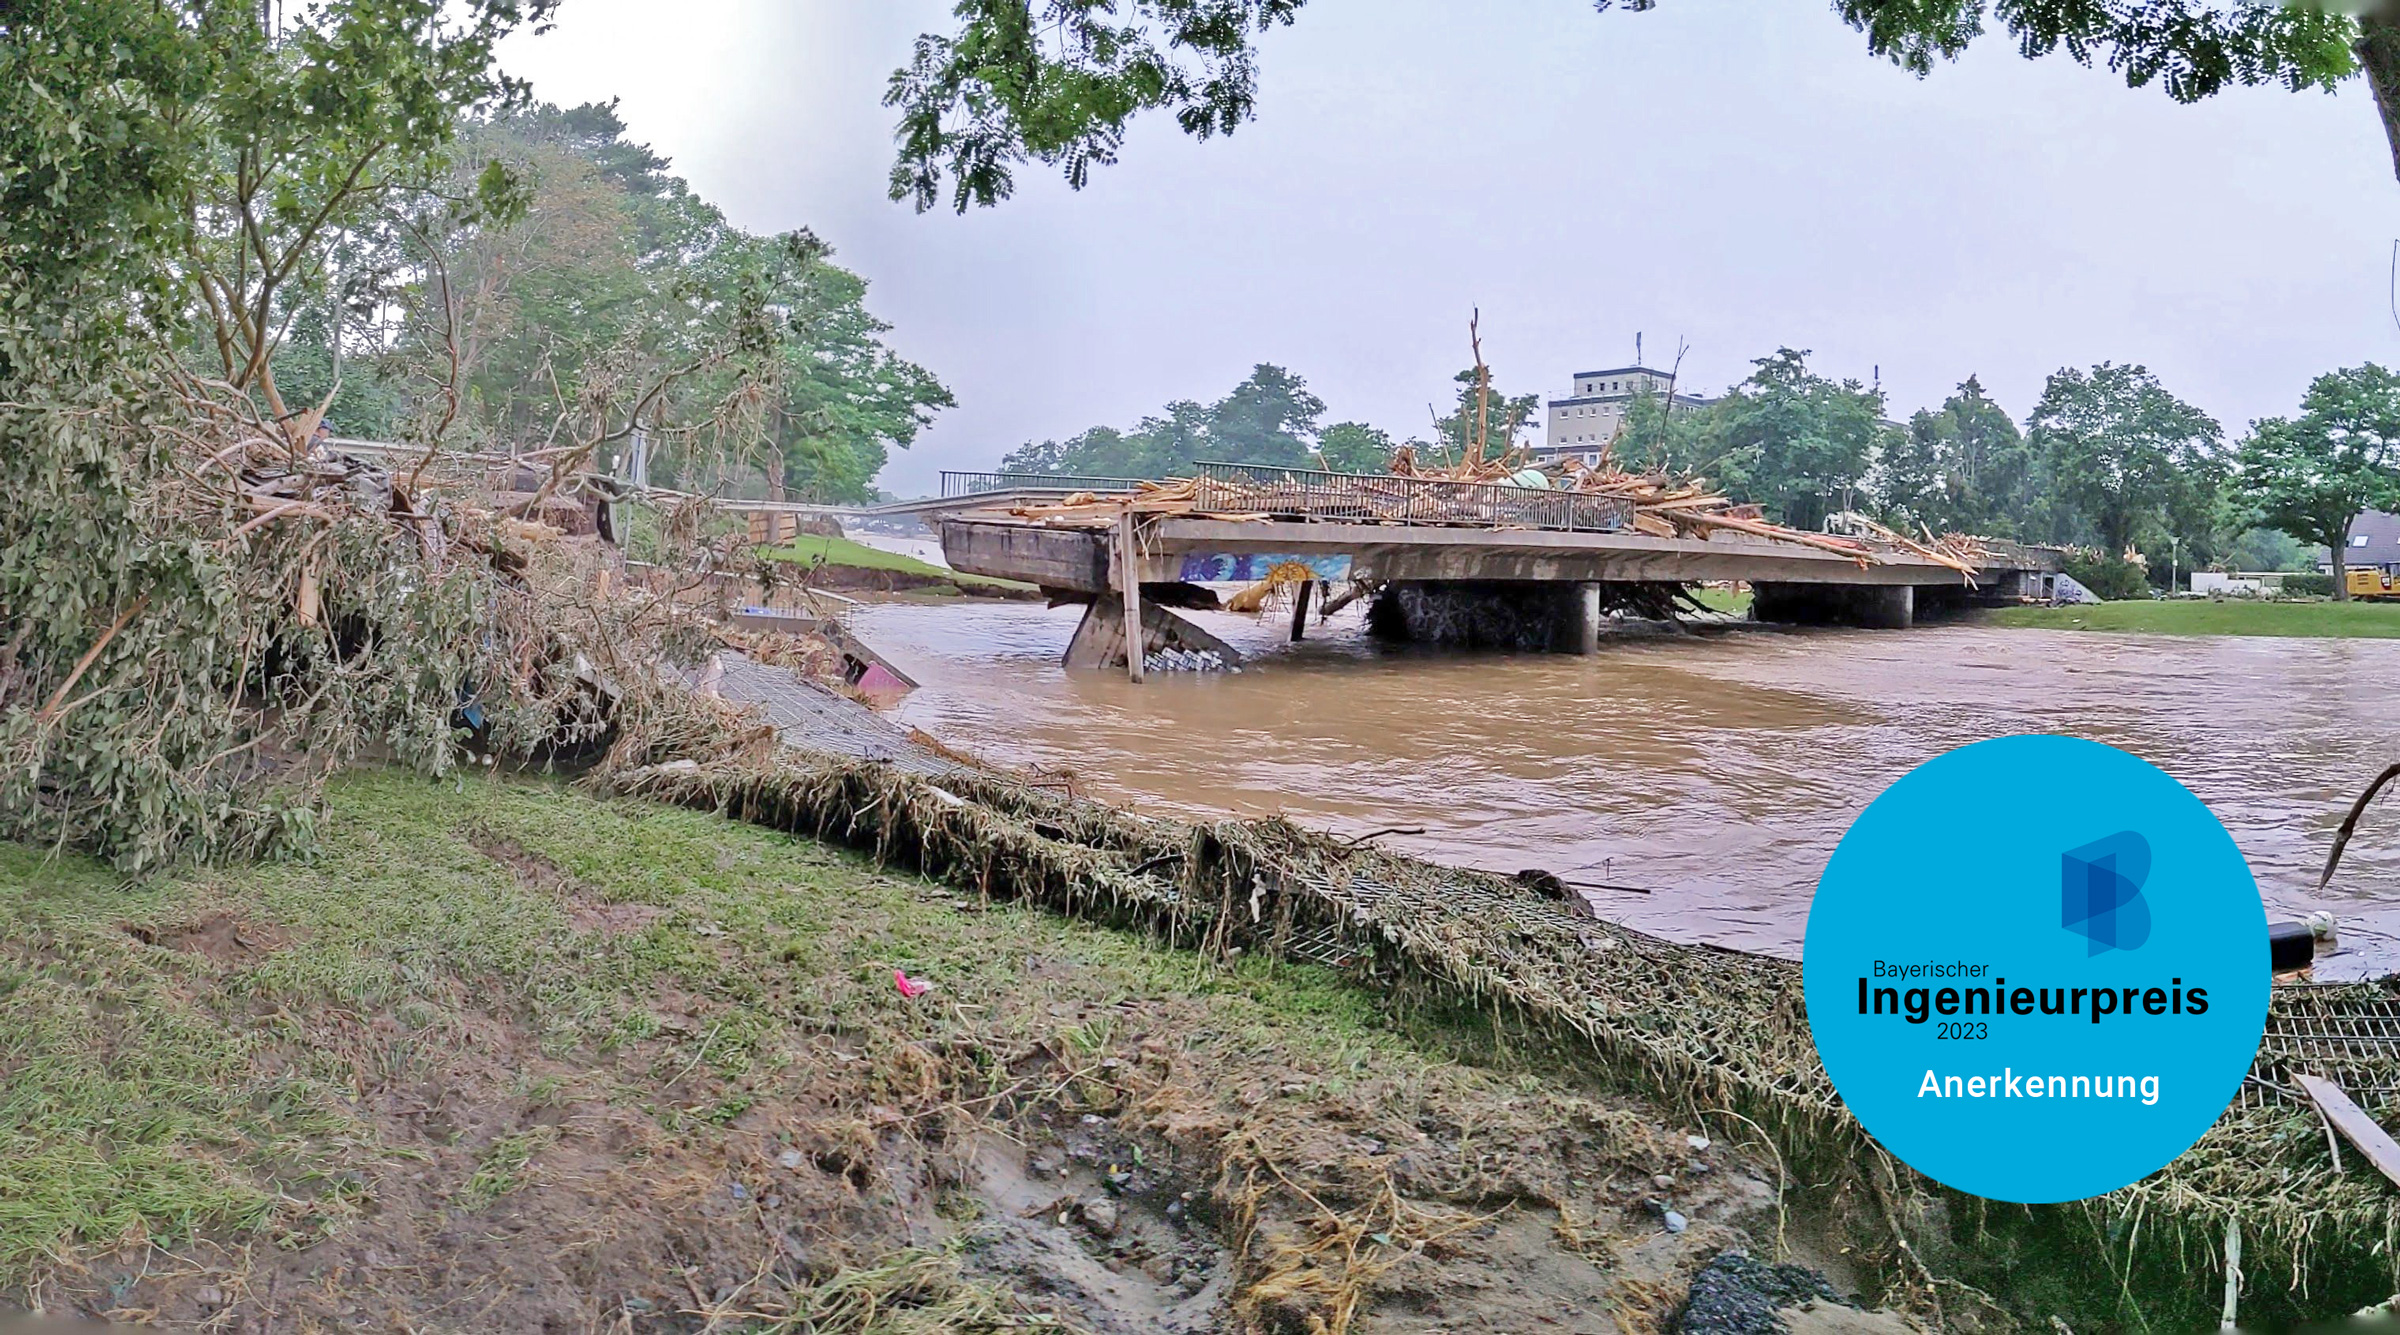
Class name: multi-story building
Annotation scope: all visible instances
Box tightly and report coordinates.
[1538,365,1715,465]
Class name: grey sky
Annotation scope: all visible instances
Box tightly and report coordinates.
[498,1,2398,497]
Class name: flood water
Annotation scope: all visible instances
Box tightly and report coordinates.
[851,600,2400,965]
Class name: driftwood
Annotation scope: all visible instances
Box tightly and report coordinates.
[1001,457,1992,575]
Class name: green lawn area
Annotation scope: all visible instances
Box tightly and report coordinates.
[1686,585,1752,616]
[760,533,1032,594]
[1986,598,2400,639]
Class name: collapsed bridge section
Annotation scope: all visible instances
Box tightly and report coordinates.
[936,466,2063,676]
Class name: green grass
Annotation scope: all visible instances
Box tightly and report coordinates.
[760,534,1032,593]
[0,769,1555,1289]
[1986,597,2400,639]
[1686,586,1752,615]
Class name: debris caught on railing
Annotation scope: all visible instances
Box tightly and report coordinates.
[986,454,1989,574]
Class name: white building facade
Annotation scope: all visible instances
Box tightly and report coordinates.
[1539,365,1714,465]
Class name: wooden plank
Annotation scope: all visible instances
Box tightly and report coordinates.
[1117,513,1144,683]
[2296,1074,2400,1190]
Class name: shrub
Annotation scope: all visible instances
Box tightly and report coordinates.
[2064,554,2151,601]
[2282,572,2334,597]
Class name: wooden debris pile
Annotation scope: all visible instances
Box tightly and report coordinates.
[993,455,1990,576]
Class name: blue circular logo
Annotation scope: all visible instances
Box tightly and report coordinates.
[1803,735,2268,1203]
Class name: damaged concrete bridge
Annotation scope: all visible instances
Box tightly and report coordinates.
[934,467,2065,676]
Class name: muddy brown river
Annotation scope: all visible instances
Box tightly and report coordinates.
[850,601,2400,968]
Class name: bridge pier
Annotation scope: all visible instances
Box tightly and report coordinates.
[1571,582,1603,655]
[1751,581,1913,629]
[1365,581,1616,653]
[1062,597,1243,673]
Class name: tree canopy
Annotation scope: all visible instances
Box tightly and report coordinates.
[889,1,2383,212]
[2025,362,2224,557]
[1000,362,1332,475]
[2239,363,2400,598]
[1685,349,1892,533]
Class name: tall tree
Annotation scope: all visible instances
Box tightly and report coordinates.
[997,363,1325,476]
[1875,375,2040,536]
[429,103,949,501]
[1206,362,1324,465]
[2239,363,2400,600]
[1700,349,1888,531]
[2027,363,2222,558]
[172,0,551,426]
[889,2,2371,212]
[1315,420,1395,472]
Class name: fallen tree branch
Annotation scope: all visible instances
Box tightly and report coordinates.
[37,593,152,724]
[2319,762,2400,892]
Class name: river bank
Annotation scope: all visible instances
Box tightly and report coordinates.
[1990,598,2400,638]
[0,768,1884,1333]
[11,661,2399,1329]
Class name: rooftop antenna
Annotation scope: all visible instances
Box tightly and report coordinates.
[1636,332,1643,367]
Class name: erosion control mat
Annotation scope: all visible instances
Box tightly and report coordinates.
[610,750,2400,1322]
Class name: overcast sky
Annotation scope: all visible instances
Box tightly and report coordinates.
[497,1,2399,496]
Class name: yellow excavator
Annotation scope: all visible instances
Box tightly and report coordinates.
[2345,568,2400,600]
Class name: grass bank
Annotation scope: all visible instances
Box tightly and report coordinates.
[0,769,1800,1331]
[762,533,1036,598]
[1986,598,2400,638]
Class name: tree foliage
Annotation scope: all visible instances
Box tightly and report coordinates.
[1316,420,1395,472]
[886,0,1304,212]
[2026,362,2223,557]
[1686,349,1890,532]
[1000,362,1330,475]
[0,0,562,869]
[1872,375,2051,538]
[294,100,953,503]
[1,2,942,873]
[891,1,2381,208]
[2239,363,2400,599]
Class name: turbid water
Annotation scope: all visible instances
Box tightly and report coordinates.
[852,600,2400,964]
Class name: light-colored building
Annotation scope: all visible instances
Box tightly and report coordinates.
[1538,365,1715,465]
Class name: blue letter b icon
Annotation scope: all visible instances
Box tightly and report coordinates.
[2063,830,2151,955]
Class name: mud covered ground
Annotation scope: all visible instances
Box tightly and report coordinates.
[0,770,1919,1332]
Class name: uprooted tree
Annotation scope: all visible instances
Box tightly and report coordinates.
[0,0,803,871]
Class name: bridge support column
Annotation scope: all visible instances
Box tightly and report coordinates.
[1369,581,1613,652]
[1568,582,1602,655]
[1751,581,1913,629]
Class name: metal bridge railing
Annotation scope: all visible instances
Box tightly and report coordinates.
[1189,462,1634,534]
[938,469,1155,499]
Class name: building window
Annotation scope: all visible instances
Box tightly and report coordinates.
[2352,535,2372,548]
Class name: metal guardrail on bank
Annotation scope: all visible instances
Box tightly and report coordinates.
[1190,462,1635,534]
[938,470,1154,499]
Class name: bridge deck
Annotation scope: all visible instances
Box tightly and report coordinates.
[942,515,2055,592]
